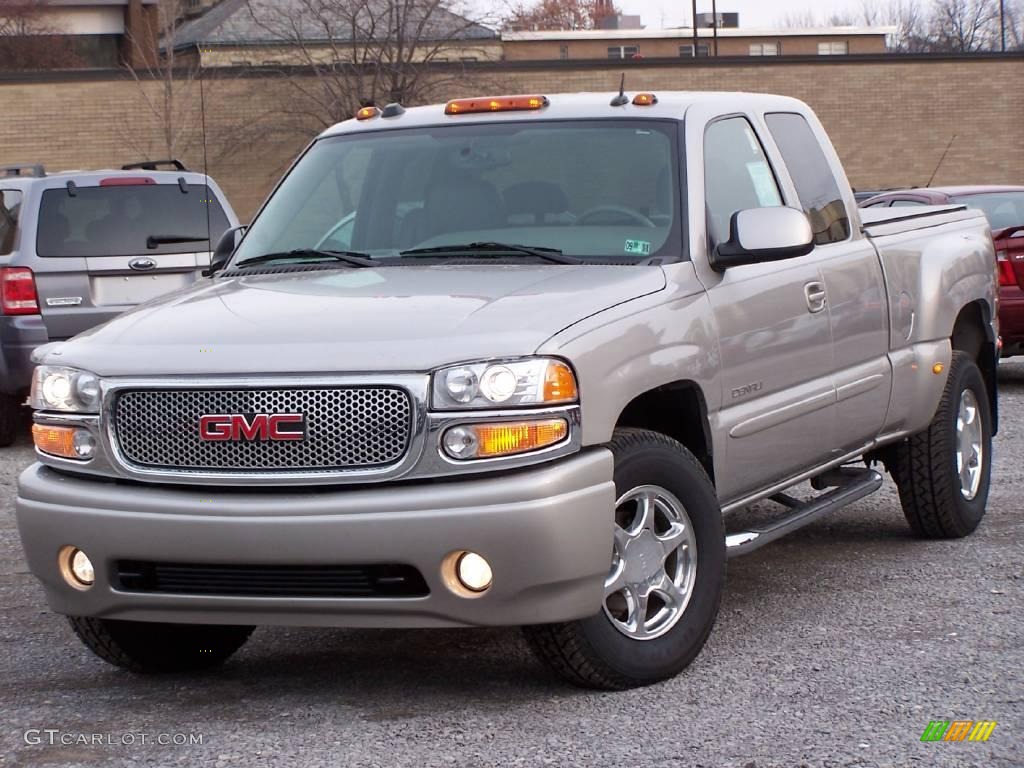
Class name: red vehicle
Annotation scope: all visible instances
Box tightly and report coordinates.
[862,186,1024,357]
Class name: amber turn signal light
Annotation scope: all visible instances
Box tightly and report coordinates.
[33,424,77,458]
[442,419,569,460]
[544,360,578,403]
[445,95,549,115]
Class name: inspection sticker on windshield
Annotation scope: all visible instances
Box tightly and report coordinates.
[624,239,651,256]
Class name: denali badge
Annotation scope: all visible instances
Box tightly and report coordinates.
[199,414,306,442]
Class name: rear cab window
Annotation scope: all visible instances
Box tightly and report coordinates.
[0,190,22,255]
[36,184,230,258]
[765,113,850,244]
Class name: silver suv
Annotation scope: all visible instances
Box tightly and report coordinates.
[0,161,237,444]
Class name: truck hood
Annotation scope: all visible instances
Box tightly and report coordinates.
[47,265,666,376]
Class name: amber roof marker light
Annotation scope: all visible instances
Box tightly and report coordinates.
[355,105,380,120]
[632,93,658,106]
[445,95,549,115]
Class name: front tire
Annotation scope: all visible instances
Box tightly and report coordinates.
[69,617,254,673]
[525,428,725,690]
[888,351,992,538]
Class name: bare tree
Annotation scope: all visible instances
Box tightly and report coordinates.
[245,0,502,134]
[0,0,80,70]
[502,0,621,31]
[858,0,931,51]
[930,0,1000,50]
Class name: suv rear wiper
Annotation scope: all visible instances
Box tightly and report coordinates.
[234,248,375,269]
[147,234,208,249]
[399,242,582,265]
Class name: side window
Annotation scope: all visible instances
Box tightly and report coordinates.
[891,199,926,207]
[704,117,782,245]
[765,112,851,245]
[0,190,22,256]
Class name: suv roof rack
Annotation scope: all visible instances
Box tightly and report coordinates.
[121,160,188,172]
[2,163,46,178]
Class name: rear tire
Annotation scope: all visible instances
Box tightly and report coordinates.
[888,351,992,538]
[524,428,725,690]
[69,617,254,673]
[0,393,23,447]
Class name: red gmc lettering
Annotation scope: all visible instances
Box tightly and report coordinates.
[198,414,305,441]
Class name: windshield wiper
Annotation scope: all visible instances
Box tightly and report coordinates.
[400,242,582,265]
[147,234,208,249]
[234,248,375,269]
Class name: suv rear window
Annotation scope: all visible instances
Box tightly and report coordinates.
[1,190,21,256]
[36,184,230,257]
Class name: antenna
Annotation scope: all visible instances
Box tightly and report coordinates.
[610,73,628,106]
[198,61,213,260]
[925,134,957,188]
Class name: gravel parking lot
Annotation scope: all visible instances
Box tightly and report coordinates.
[1,368,1021,768]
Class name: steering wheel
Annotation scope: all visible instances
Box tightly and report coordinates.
[575,205,656,228]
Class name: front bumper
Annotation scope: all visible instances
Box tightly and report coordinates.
[15,450,615,628]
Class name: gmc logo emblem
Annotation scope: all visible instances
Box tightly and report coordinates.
[199,413,306,442]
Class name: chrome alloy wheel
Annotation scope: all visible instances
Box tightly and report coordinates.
[603,485,698,641]
[956,388,984,500]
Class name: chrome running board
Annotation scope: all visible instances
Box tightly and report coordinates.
[725,468,883,558]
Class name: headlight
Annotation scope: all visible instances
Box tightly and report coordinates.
[433,358,578,410]
[30,366,101,413]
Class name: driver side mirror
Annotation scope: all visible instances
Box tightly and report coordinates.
[710,207,814,271]
[204,225,247,276]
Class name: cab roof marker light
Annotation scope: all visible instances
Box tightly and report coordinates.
[632,93,658,106]
[356,105,380,120]
[444,95,549,115]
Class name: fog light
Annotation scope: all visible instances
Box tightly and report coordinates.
[456,551,493,593]
[72,430,96,458]
[443,426,479,459]
[59,545,94,589]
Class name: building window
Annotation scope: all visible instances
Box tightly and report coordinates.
[607,45,639,59]
[559,45,569,60]
[679,44,710,57]
[749,42,779,56]
[818,41,849,55]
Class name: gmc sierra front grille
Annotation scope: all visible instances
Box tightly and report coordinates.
[112,387,413,472]
[115,561,429,598]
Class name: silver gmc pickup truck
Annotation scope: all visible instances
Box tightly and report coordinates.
[15,92,998,690]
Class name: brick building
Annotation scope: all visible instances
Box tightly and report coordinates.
[502,26,894,61]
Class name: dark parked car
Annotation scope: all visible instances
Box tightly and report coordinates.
[861,186,1024,357]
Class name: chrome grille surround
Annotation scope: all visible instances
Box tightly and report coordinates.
[114,387,412,471]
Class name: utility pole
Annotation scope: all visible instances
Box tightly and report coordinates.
[692,0,698,57]
[712,0,719,56]
[1000,0,1006,52]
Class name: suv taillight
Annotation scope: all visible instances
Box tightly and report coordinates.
[1,267,40,315]
[997,251,1016,287]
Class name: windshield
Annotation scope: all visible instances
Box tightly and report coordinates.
[233,120,684,265]
[952,192,1024,230]
[37,184,230,258]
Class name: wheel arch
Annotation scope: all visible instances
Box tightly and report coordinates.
[613,380,715,484]
[951,299,998,434]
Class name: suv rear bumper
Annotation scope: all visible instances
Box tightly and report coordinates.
[15,451,615,628]
[0,315,48,395]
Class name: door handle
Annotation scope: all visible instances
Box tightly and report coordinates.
[804,281,827,313]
